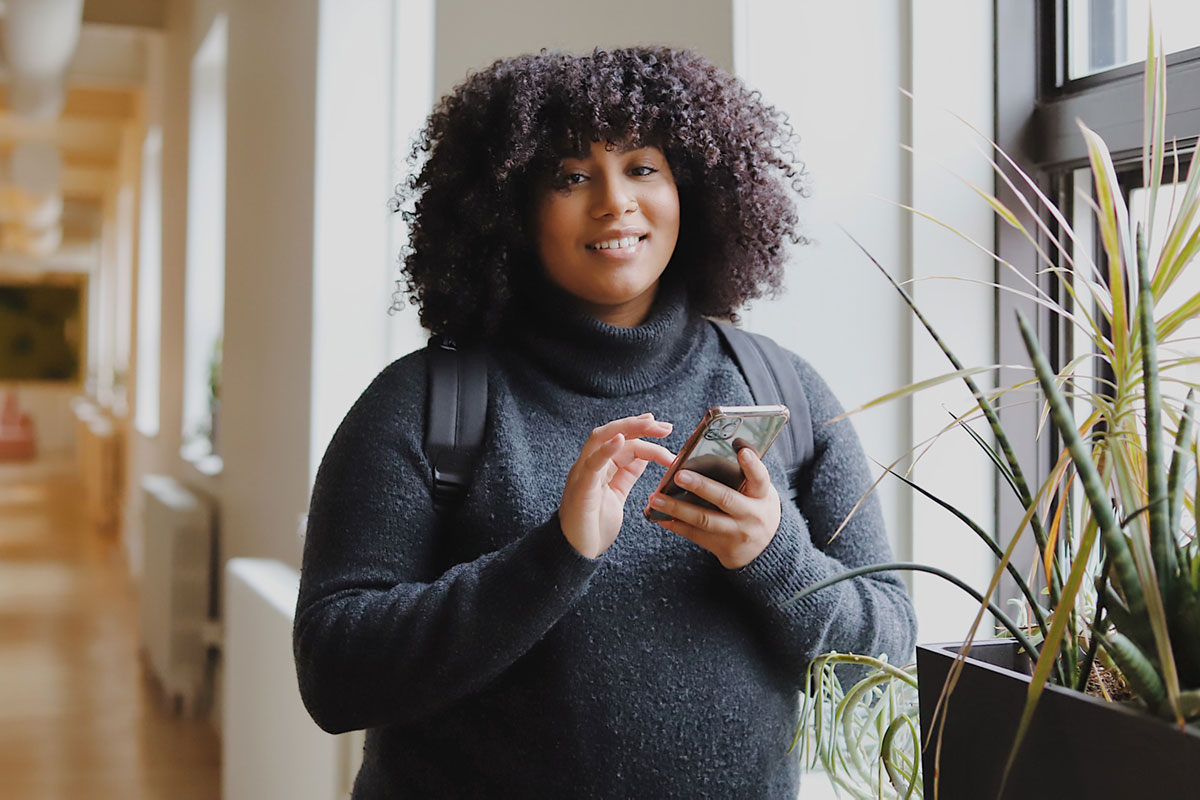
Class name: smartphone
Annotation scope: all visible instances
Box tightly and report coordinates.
[644,404,790,523]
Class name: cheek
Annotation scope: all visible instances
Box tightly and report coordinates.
[653,187,682,242]
[535,200,576,258]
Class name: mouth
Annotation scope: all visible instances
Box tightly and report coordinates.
[585,234,649,251]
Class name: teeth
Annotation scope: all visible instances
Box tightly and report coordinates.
[590,236,642,250]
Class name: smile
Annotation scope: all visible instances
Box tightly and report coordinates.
[586,235,648,251]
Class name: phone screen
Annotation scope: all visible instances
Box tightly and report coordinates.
[645,406,789,522]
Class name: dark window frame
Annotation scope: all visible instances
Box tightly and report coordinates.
[993,1,1200,605]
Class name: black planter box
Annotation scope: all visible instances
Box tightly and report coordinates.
[916,640,1200,799]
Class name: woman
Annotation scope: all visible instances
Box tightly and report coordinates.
[294,47,917,798]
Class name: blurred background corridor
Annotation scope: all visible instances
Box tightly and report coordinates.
[0,460,219,798]
[4,0,1189,796]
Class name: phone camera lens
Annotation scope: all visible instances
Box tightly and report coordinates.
[704,417,742,441]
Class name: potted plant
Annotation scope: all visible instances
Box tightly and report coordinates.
[791,26,1200,800]
[794,653,921,799]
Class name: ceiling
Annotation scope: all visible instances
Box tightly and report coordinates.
[0,0,161,267]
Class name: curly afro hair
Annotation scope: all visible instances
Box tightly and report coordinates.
[392,46,805,341]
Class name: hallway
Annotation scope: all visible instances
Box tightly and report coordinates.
[0,461,220,800]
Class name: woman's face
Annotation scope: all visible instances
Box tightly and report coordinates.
[534,140,680,327]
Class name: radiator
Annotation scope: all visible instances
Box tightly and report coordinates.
[140,474,214,716]
[223,558,363,800]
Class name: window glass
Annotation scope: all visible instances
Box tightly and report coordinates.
[134,127,162,437]
[1068,0,1200,80]
[182,15,227,468]
[1129,180,1200,392]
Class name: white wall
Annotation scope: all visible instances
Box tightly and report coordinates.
[132,0,319,579]
[309,0,434,488]
[220,0,319,567]
[433,0,734,98]
[738,0,997,643]
[907,1,997,642]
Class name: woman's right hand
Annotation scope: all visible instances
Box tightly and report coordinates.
[559,413,675,559]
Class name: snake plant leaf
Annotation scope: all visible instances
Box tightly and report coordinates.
[1166,391,1194,563]
[1016,309,1144,618]
[1136,224,1179,597]
[1021,306,1185,721]
[1100,630,1168,714]
[1170,590,1200,688]
[1102,582,1154,651]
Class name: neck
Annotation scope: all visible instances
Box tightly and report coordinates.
[582,284,659,327]
[508,279,702,397]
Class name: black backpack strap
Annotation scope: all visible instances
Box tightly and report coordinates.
[425,337,488,514]
[709,320,814,503]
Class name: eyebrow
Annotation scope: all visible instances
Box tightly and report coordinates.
[559,140,655,161]
[611,140,646,153]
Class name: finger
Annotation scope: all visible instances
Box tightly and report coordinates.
[608,457,651,496]
[606,440,673,494]
[581,433,626,477]
[736,447,774,499]
[621,439,676,468]
[603,439,672,479]
[587,415,674,447]
[647,491,737,536]
[654,516,722,551]
[672,468,747,516]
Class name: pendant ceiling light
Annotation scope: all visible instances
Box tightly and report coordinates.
[2,0,84,121]
[2,0,84,77]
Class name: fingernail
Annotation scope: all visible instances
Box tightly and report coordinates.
[675,471,693,486]
[650,495,666,508]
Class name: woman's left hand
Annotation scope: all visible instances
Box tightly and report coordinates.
[648,446,781,569]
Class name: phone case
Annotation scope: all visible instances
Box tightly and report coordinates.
[644,404,790,523]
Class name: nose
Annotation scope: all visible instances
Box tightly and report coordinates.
[590,174,638,218]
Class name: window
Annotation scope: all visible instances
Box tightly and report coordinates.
[182,15,227,471]
[994,1,1200,601]
[135,127,163,437]
[1067,0,1200,80]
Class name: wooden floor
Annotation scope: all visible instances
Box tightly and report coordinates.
[0,460,220,799]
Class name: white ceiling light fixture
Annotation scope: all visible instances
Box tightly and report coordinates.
[3,0,84,77]
[2,0,84,121]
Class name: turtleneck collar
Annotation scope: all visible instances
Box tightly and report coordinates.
[507,279,705,398]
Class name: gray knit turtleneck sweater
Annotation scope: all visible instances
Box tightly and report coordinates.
[294,286,917,798]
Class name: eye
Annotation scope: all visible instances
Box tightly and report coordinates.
[630,165,658,177]
[553,171,587,190]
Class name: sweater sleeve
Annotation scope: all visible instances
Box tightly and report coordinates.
[292,352,600,734]
[726,354,917,684]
